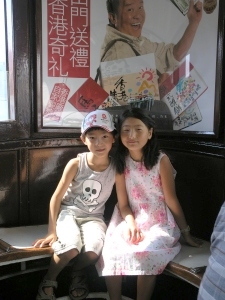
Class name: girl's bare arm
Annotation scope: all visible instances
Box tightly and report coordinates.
[160,155,201,247]
[115,173,143,243]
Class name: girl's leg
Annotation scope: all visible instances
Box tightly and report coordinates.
[136,275,156,300]
[105,276,123,300]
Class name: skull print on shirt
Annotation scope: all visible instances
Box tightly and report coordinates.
[74,179,101,212]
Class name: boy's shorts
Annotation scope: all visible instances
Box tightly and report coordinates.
[52,209,107,256]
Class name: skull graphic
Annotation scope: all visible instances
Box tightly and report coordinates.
[74,179,101,212]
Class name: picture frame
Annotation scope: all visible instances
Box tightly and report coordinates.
[35,0,224,137]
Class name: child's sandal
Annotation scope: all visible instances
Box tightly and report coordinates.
[69,269,89,300]
[36,279,58,300]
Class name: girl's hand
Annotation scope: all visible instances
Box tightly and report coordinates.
[181,231,203,247]
[124,225,144,244]
[32,233,57,248]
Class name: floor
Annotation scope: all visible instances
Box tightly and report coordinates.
[0,265,199,300]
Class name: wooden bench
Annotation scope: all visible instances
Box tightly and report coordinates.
[0,225,53,280]
[164,237,210,288]
[0,225,210,289]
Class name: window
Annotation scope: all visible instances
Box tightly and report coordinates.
[0,0,14,121]
[0,0,31,140]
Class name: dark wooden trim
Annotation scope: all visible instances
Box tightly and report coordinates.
[0,0,31,141]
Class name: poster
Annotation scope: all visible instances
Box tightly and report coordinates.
[40,0,220,133]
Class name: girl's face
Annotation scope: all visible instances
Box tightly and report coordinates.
[112,0,145,38]
[120,117,152,152]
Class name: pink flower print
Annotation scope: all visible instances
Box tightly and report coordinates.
[131,184,145,200]
[154,209,167,223]
[139,203,149,211]
[86,114,97,127]
[151,175,161,187]
[131,188,142,200]
[156,266,166,275]
[135,164,149,176]
[135,251,149,260]
[124,167,131,177]
[158,195,165,202]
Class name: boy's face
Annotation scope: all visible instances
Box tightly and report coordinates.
[81,128,115,157]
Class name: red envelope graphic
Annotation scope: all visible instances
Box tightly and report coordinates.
[68,77,109,112]
[43,83,70,122]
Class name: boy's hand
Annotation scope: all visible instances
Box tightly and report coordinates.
[182,231,203,247]
[32,233,57,248]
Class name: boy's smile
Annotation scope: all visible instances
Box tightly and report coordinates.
[81,129,115,157]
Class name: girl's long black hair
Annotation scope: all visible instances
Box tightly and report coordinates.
[114,107,160,174]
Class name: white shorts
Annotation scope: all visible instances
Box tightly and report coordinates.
[52,209,107,256]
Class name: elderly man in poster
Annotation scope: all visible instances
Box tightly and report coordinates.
[100,0,202,82]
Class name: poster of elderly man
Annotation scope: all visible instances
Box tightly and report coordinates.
[38,0,221,135]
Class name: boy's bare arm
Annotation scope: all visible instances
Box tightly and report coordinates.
[33,158,79,247]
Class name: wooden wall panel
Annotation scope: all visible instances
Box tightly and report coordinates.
[28,146,86,224]
[0,145,224,240]
[167,151,225,240]
[0,151,19,226]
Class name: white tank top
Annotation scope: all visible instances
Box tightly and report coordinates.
[61,152,116,219]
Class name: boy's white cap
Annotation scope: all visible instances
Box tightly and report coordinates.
[81,110,116,134]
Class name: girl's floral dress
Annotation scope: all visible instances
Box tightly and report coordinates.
[96,153,181,276]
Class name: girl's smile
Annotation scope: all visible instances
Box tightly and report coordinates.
[121,117,152,149]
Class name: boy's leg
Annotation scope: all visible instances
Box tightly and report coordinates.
[70,251,99,298]
[136,275,156,300]
[42,249,79,296]
[38,210,82,298]
[69,217,107,298]
[72,250,99,271]
[105,276,123,300]
[46,249,79,280]
[79,217,107,257]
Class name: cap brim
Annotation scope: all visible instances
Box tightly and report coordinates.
[81,125,115,134]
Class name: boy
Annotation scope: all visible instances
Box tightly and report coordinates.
[34,109,117,300]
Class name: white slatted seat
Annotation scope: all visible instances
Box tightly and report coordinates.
[0,225,210,289]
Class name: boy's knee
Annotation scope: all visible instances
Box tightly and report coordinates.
[63,248,79,261]
[85,251,99,264]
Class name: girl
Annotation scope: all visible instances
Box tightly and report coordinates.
[96,107,201,300]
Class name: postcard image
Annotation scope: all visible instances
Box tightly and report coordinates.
[159,61,208,120]
[173,101,202,130]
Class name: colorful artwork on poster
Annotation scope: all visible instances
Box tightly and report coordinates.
[173,101,202,130]
[159,61,208,121]
[100,54,160,106]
